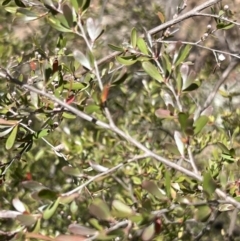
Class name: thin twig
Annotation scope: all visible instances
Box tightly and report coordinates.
[194,59,239,120]
[63,154,149,196]
[71,0,221,77]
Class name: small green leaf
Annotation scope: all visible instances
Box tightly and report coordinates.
[112,200,134,218]
[174,131,185,157]
[142,61,163,82]
[64,82,87,90]
[69,0,79,11]
[194,205,212,222]
[141,223,155,241]
[59,193,79,204]
[116,56,138,66]
[165,170,171,198]
[216,142,230,154]
[174,44,192,66]
[43,198,60,220]
[47,17,72,32]
[203,172,217,196]
[62,112,77,119]
[131,28,137,48]
[34,129,49,139]
[85,104,101,114]
[70,200,78,214]
[86,18,103,41]
[30,218,41,233]
[217,22,234,30]
[6,124,18,150]
[88,218,103,231]
[194,115,208,135]
[89,198,112,221]
[142,180,167,200]
[137,37,149,55]
[4,6,18,13]
[178,112,189,132]
[108,44,124,52]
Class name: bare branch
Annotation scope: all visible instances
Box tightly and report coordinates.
[194,59,239,119]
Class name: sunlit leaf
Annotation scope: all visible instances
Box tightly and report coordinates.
[178,112,188,132]
[174,44,192,66]
[174,131,185,157]
[85,104,101,114]
[137,37,149,55]
[0,126,15,137]
[194,205,212,222]
[217,22,234,30]
[47,16,72,32]
[33,129,49,139]
[165,170,171,198]
[30,218,41,233]
[142,180,167,200]
[86,18,103,41]
[112,200,134,218]
[62,112,77,119]
[108,44,124,52]
[142,61,163,82]
[131,27,137,48]
[73,50,92,70]
[42,198,60,220]
[89,198,112,221]
[116,56,138,66]
[141,223,155,241]
[64,82,87,90]
[6,124,18,150]
[12,198,26,213]
[59,193,79,204]
[194,115,208,135]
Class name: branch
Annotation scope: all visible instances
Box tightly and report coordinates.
[148,0,221,35]
[194,59,239,119]
[2,70,240,209]
[73,0,221,76]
